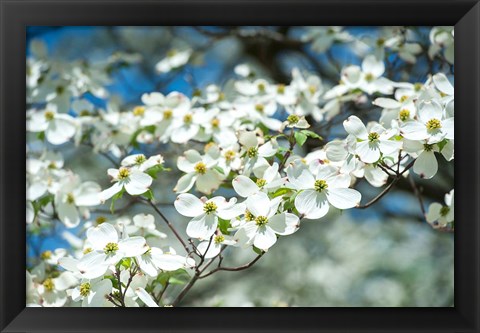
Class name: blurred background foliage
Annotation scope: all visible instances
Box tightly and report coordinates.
[27,26,454,307]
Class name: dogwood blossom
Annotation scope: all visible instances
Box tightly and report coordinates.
[175,193,245,239]
[288,162,362,219]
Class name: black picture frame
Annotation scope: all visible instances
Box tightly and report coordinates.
[1,0,479,332]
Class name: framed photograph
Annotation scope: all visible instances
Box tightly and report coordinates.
[1,0,479,332]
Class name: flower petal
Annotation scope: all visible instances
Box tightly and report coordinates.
[326,188,361,209]
[186,214,217,239]
[253,226,277,250]
[413,150,438,179]
[343,116,368,140]
[295,189,329,219]
[174,193,204,217]
[268,212,299,236]
[232,175,258,197]
[87,223,118,250]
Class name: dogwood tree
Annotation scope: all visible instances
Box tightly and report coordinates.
[26,26,454,307]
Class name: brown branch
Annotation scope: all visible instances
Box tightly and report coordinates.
[143,198,190,255]
[199,253,264,279]
[357,159,415,209]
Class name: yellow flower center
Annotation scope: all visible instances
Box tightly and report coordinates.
[423,144,434,152]
[314,179,328,192]
[426,118,442,130]
[399,95,409,103]
[257,83,266,92]
[135,154,147,164]
[194,162,207,175]
[214,235,225,244]
[256,178,267,188]
[183,113,193,124]
[83,247,93,254]
[80,282,91,297]
[255,104,264,113]
[163,109,173,119]
[287,114,299,125]
[211,118,220,128]
[224,150,236,161]
[308,85,317,94]
[255,215,268,226]
[80,109,91,117]
[247,147,258,158]
[118,167,130,180]
[365,73,374,82]
[414,83,423,91]
[245,210,255,221]
[96,216,107,225]
[44,111,55,121]
[66,193,75,205]
[399,109,410,121]
[277,84,285,94]
[104,242,119,255]
[133,106,145,117]
[203,201,218,215]
[204,142,216,152]
[167,49,177,58]
[41,250,52,260]
[43,278,55,292]
[368,132,380,142]
[376,38,385,47]
[440,206,450,217]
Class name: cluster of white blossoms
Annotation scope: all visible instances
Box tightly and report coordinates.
[26,26,454,307]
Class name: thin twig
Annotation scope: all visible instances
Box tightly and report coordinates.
[143,198,190,254]
[199,253,264,279]
[357,159,415,209]
[408,174,426,217]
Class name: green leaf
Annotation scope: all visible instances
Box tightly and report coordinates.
[213,166,225,175]
[252,246,263,255]
[218,218,231,235]
[129,125,156,148]
[33,195,54,215]
[110,187,125,213]
[437,139,448,152]
[36,131,45,141]
[271,187,291,198]
[156,269,190,286]
[145,164,168,179]
[119,258,131,270]
[300,130,322,140]
[141,189,155,201]
[294,131,307,146]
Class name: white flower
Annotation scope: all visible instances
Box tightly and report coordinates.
[27,104,77,145]
[196,233,237,259]
[343,116,402,164]
[233,162,286,197]
[400,100,454,144]
[288,163,361,219]
[281,114,310,131]
[99,166,153,202]
[238,130,278,177]
[426,189,454,227]
[155,49,192,73]
[121,153,164,172]
[429,27,454,64]
[135,287,159,307]
[55,176,102,228]
[77,223,148,279]
[71,279,113,307]
[174,193,245,239]
[174,149,224,195]
[234,192,299,251]
[136,246,194,277]
[302,26,352,53]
